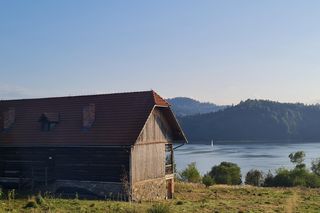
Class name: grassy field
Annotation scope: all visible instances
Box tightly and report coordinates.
[1,183,320,213]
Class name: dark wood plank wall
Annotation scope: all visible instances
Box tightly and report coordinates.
[0,147,130,183]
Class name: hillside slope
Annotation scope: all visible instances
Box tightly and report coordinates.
[167,97,226,117]
[179,99,320,142]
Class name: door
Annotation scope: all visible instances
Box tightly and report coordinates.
[166,179,173,199]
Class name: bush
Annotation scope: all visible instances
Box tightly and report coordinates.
[263,171,274,187]
[272,168,293,187]
[266,166,320,188]
[291,167,310,186]
[202,174,215,187]
[180,162,201,183]
[245,169,264,186]
[265,152,319,188]
[209,162,242,185]
[311,158,320,176]
[147,203,170,213]
[305,173,320,188]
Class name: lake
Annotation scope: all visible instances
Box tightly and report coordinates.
[174,142,320,176]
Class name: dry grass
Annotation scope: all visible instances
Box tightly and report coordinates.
[1,183,320,212]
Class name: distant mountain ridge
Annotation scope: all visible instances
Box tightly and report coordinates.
[167,97,227,117]
[178,99,320,143]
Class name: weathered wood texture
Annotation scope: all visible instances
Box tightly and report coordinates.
[131,143,165,183]
[136,108,173,144]
[0,147,130,183]
[132,108,173,184]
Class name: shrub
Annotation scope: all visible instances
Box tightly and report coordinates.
[147,203,170,213]
[209,162,242,185]
[202,174,215,187]
[263,151,320,188]
[272,168,293,187]
[245,169,264,186]
[290,167,310,186]
[180,162,201,183]
[311,158,320,176]
[263,171,274,187]
[305,173,320,188]
[0,187,2,199]
[268,167,320,188]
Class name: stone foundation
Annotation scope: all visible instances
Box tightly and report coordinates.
[132,177,166,201]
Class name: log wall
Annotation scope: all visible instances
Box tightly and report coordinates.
[0,147,130,183]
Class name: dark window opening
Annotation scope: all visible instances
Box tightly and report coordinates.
[41,121,57,132]
[165,144,174,175]
[39,113,60,132]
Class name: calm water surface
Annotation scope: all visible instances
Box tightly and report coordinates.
[175,142,320,175]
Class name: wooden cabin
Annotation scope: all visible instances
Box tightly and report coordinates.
[0,91,187,201]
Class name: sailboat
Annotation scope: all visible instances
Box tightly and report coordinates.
[211,139,214,147]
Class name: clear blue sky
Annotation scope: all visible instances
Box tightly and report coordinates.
[1,1,320,104]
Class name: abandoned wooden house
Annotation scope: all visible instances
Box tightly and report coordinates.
[0,91,187,201]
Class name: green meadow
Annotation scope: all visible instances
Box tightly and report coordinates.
[1,182,320,213]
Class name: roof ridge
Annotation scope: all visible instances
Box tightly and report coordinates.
[151,90,170,106]
[0,90,155,102]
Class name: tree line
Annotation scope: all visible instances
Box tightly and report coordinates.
[178,151,320,188]
[179,99,320,142]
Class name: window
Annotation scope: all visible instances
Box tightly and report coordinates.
[3,108,15,131]
[83,104,95,129]
[39,113,60,132]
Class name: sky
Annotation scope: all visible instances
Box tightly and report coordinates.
[1,1,320,105]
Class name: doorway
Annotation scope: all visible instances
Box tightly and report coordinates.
[166,179,173,199]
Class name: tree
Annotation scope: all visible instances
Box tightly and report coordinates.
[180,162,201,183]
[263,171,274,187]
[272,168,292,187]
[311,158,320,176]
[245,169,264,186]
[289,151,306,168]
[262,152,320,188]
[209,162,242,185]
[202,174,214,187]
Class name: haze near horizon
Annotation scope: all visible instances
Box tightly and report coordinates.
[1,1,320,105]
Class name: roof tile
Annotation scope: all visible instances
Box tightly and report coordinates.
[0,90,168,146]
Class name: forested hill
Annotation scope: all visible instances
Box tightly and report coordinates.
[166,97,227,117]
[178,99,320,142]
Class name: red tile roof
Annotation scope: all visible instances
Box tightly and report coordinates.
[0,90,181,147]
